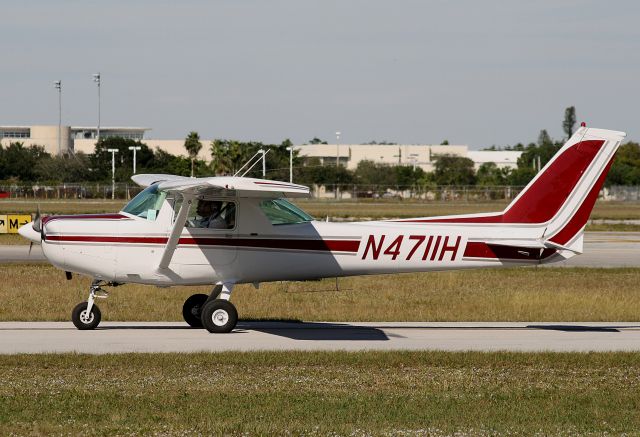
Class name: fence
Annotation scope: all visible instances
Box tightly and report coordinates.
[0,183,639,202]
[313,184,526,201]
[0,183,145,200]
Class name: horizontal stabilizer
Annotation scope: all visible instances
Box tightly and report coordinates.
[481,238,582,255]
[482,239,546,249]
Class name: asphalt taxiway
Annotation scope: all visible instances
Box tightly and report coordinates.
[2,232,639,267]
[1,321,640,354]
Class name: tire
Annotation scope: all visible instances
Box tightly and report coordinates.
[71,302,101,330]
[182,293,209,328]
[201,299,238,333]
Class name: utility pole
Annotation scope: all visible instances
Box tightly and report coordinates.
[258,149,266,178]
[128,146,141,174]
[286,146,293,183]
[93,73,101,142]
[54,80,62,155]
[335,131,341,167]
[335,131,341,199]
[107,148,118,199]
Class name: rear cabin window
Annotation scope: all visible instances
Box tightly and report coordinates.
[122,184,167,221]
[260,198,314,225]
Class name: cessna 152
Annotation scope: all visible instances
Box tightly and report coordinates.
[19,126,625,333]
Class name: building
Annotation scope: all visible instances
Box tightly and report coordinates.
[0,125,148,155]
[0,124,521,171]
[0,124,212,161]
[467,151,522,170]
[294,143,521,172]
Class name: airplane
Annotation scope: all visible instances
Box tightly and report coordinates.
[19,126,626,333]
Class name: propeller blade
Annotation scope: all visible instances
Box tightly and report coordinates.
[32,204,41,233]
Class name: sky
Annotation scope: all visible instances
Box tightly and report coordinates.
[1,0,639,149]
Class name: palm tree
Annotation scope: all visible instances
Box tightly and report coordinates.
[183,131,202,177]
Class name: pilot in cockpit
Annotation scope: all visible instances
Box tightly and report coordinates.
[195,200,227,229]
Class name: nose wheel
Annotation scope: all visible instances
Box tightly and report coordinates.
[71,302,102,330]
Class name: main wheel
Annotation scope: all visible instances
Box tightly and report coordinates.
[201,299,238,333]
[71,302,101,330]
[182,293,208,328]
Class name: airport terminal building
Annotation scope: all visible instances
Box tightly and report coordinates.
[0,124,521,171]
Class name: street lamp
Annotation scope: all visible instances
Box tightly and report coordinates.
[53,80,62,155]
[286,146,293,183]
[107,148,118,199]
[93,73,101,142]
[128,146,141,174]
[335,131,341,167]
[258,149,266,178]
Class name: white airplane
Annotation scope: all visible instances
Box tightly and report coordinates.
[19,126,625,333]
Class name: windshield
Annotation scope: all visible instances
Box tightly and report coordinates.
[122,184,167,221]
[260,198,314,225]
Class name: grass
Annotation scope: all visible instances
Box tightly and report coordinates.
[0,234,26,245]
[1,351,640,435]
[1,265,640,322]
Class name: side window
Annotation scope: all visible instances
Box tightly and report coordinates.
[176,198,236,230]
[259,198,314,225]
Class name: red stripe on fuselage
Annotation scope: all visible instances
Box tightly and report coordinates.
[253,181,307,190]
[45,235,360,253]
[42,214,130,224]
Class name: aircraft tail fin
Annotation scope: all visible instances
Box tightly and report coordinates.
[501,127,625,226]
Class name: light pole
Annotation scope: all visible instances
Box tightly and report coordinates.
[335,131,341,199]
[107,148,118,199]
[335,131,341,167]
[93,73,101,142]
[258,149,266,178]
[54,80,61,155]
[286,146,293,183]
[128,146,141,174]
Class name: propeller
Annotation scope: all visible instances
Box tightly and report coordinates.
[28,205,42,257]
[32,204,42,233]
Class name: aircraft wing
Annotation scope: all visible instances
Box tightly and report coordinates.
[156,176,310,198]
[131,174,192,188]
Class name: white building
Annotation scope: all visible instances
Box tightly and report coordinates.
[0,125,211,161]
[294,144,521,172]
[0,124,521,171]
[467,151,522,170]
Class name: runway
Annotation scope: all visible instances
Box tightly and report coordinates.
[2,321,640,354]
[2,232,640,267]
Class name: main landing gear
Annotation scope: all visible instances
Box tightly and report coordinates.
[182,282,238,333]
[71,279,114,330]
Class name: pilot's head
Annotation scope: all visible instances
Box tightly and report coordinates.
[197,200,222,217]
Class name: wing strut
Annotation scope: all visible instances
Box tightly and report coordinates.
[158,193,194,270]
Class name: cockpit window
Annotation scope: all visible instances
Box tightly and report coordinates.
[122,184,167,221]
[260,198,314,225]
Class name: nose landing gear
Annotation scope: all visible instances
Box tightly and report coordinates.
[71,279,116,330]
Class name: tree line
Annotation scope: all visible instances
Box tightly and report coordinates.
[1,106,638,188]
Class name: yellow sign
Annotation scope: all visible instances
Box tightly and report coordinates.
[0,215,6,233]
[6,215,31,234]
